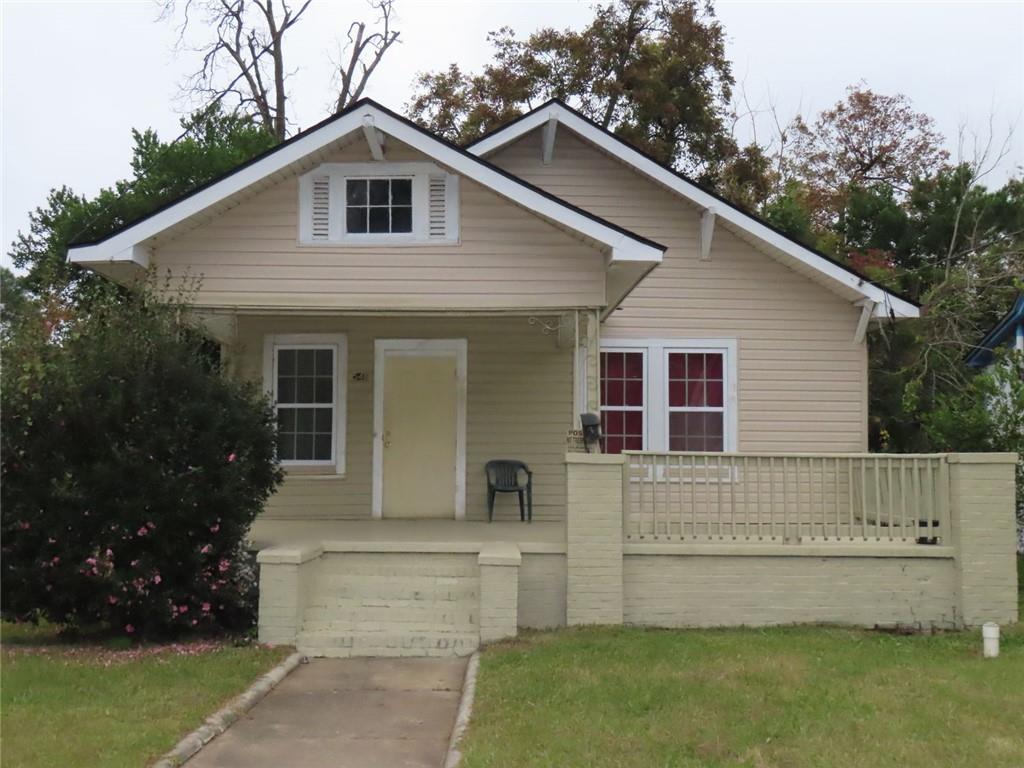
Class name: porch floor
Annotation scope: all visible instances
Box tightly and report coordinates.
[249,518,566,554]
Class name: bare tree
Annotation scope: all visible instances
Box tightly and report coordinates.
[163,0,400,141]
[333,0,400,112]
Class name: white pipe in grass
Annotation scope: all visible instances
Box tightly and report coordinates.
[982,622,1000,659]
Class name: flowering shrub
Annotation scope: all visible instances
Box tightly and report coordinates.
[1,287,282,636]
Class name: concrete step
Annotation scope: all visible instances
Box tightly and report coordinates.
[297,631,479,658]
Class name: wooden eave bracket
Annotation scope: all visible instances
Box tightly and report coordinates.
[541,115,558,165]
[700,208,716,261]
[853,299,877,343]
[361,115,386,161]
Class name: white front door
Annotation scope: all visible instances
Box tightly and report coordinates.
[373,340,467,519]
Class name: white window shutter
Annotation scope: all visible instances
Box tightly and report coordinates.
[427,173,459,242]
[310,175,331,241]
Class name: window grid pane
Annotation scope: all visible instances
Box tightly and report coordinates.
[600,351,644,454]
[667,352,725,452]
[345,178,413,235]
[276,346,335,462]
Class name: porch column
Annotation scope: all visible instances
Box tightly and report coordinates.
[478,543,521,643]
[256,545,322,645]
[947,453,1019,626]
[586,309,601,413]
[566,453,624,625]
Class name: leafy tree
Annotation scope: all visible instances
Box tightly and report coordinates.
[408,0,738,180]
[787,85,949,229]
[8,107,276,304]
[1,283,283,637]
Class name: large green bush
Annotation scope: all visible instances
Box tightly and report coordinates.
[1,287,283,636]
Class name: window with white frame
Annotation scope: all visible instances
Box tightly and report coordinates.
[345,178,413,234]
[599,350,646,454]
[299,162,458,245]
[264,334,346,470]
[599,339,736,454]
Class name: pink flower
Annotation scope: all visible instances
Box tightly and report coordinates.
[209,523,220,534]
[85,557,97,566]
[146,522,156,530]
[178,605,189,614]
[191,619,198,626]
[130,560,140,568]
[105,548,114,558]
[125,624,135,634]
[218,559,230,573]
[50,556,60,566]
[137,527,148,537]
[200,544,212,555]
[16,521,30,530]
[227,453,237,463]
[152,574,162,585]
[201,602,211,613]
[108,595,119,605]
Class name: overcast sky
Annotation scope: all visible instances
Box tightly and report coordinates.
[3,0,1022,271]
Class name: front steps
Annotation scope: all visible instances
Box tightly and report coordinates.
[295,552,481,658]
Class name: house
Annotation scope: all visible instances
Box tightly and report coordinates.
[966,294,1024,369]
[68,99,1019,656]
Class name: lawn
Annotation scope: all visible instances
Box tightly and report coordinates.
[1,623,291,768]
[461,559,1024,768]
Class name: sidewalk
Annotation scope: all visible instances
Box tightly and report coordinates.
[186,656,468,768]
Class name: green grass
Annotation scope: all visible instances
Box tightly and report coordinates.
[1,623,291,768]
[463,615,1024,766]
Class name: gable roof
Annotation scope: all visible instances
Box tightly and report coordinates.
[966,294,1024,368]
[67,99,665,272]
[467,99,920,320]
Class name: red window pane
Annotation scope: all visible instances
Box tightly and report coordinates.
[668,353,685,378]
[666,378,682,407]
[625,379,643,406]
[624,410,643,436]
[605,379,624,406]
[602,410,624,436]
[686,354,705,378]
[606,352,624,378]
[604,436,623,454]
[687,380,705,407]
[669,411,725,452]
[706,353,723,379]
[624,435,643,451]
[707,380,723,407]
[624,353,643,378]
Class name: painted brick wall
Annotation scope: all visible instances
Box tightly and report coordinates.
[566,454,624,624]
[519,554,567,628]
[949,454,1020,626]
[623,555,958,628]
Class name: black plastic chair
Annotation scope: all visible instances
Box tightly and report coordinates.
[485,460,533,522]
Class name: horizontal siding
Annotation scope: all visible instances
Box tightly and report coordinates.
[155,138,606,310]
[490,129,868,452]
[233,315,573,522]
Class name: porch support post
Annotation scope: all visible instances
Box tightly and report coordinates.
[585,309,601,414]
[947,453,1019,627]
[566,453,624,625]
[478,543,521,643]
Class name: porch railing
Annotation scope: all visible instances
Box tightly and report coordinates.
[622,452,949,545]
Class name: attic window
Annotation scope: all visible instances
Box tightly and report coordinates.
[346,178,413,234]
[299,162,458,244]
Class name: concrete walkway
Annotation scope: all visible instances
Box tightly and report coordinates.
[187,657,468,768]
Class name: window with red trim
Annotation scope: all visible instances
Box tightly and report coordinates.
[667,352,724,451]
[599,351,644,454]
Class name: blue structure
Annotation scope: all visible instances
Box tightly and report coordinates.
[966,294,1024,369]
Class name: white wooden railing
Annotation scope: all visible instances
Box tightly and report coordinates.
[622,452,950,545]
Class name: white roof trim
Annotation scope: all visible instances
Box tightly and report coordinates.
[469,103,919,320]
[67,102,664,269]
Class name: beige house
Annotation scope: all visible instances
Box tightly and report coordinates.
[69,100,1018,657]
